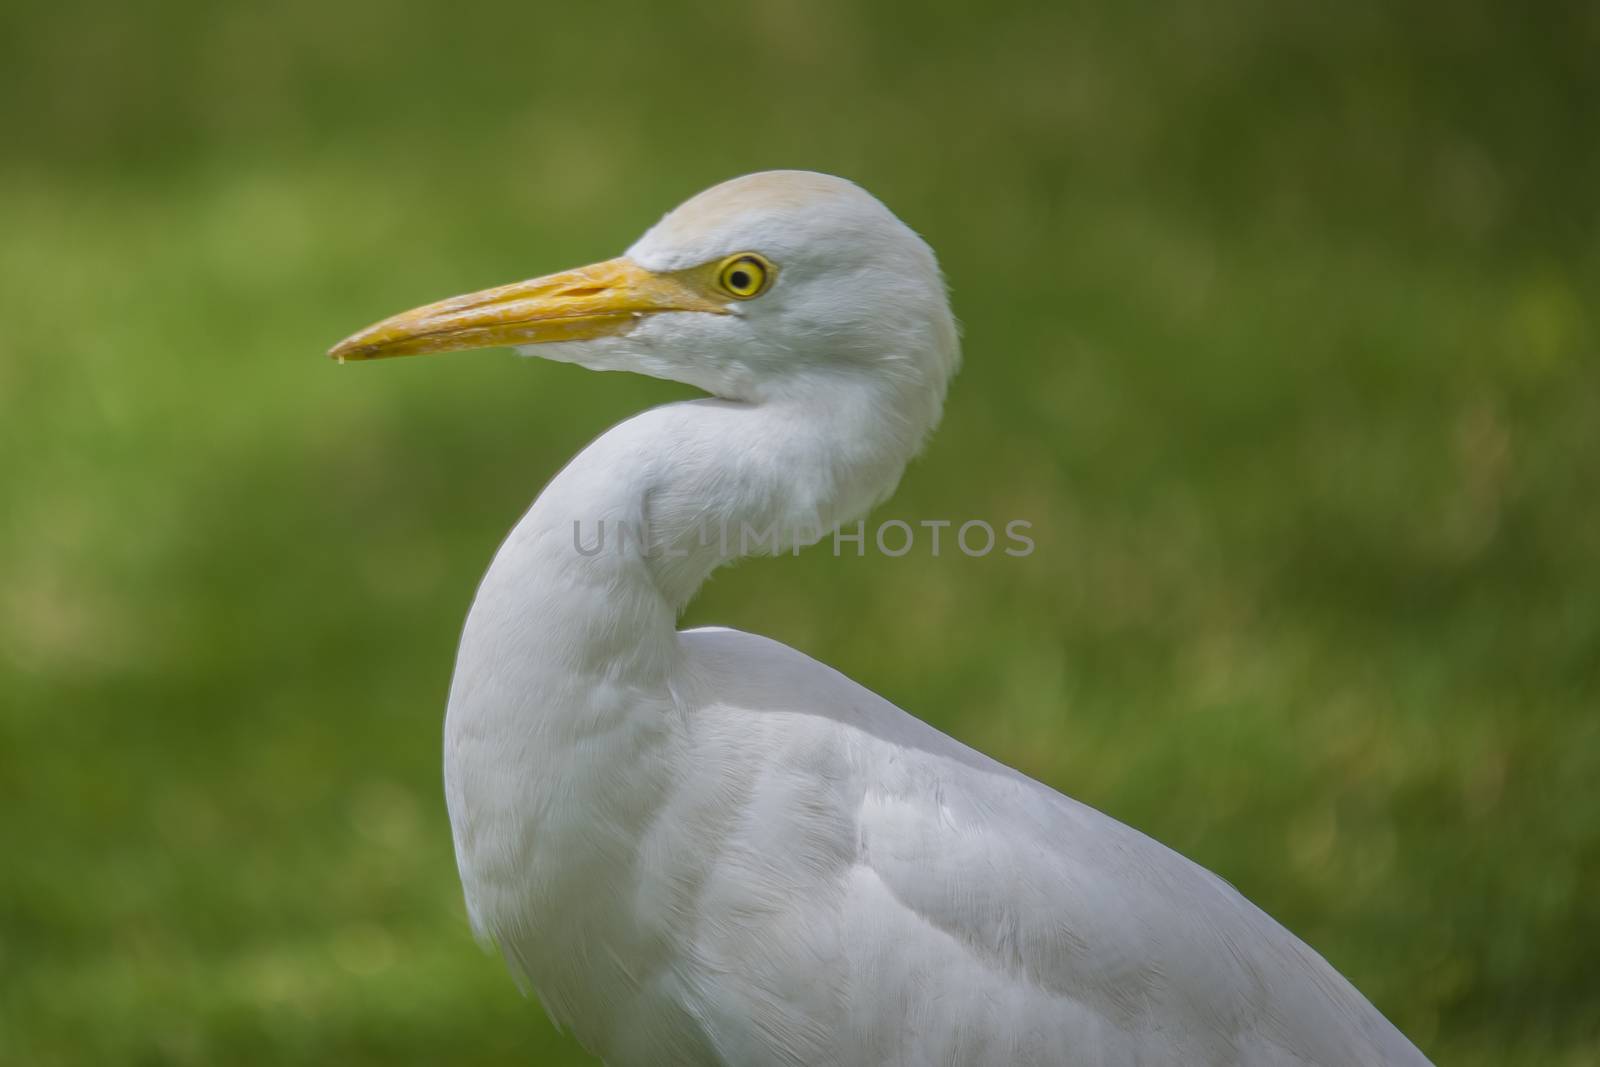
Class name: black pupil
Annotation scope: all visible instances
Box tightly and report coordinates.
[729,269,751,290]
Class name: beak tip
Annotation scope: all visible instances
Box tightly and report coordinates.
[327,336,372,363]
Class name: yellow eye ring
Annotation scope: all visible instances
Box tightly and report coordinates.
[716,254,774,299]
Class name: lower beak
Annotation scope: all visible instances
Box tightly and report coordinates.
[328,256,727,362]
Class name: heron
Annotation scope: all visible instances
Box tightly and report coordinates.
[330,171,1429,1066]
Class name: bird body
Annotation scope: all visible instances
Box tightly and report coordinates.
[333,172,1430,1065]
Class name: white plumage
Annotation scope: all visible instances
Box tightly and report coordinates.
[332,171,1429,1065]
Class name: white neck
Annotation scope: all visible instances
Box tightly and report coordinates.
[442,368,942,998]
[534,375,915,614]
[451,368,932,719]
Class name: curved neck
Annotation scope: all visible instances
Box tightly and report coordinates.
[472,375,924,692]
[443,370,943,950]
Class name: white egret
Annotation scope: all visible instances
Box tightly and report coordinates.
[331,171,1429,1066]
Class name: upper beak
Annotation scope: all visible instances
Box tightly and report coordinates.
[328,256,727,362]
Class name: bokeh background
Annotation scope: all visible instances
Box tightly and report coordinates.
[2,1,1596,1063]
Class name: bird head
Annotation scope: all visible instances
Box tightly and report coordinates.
[330,171,959,437]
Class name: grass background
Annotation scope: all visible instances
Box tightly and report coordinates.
[2,1,1597,1062]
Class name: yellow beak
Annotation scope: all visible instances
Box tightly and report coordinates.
[328,257,728,362]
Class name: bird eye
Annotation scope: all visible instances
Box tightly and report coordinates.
[716,254,773,299]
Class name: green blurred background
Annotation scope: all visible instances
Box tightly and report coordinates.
[2,1,1596,1063]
